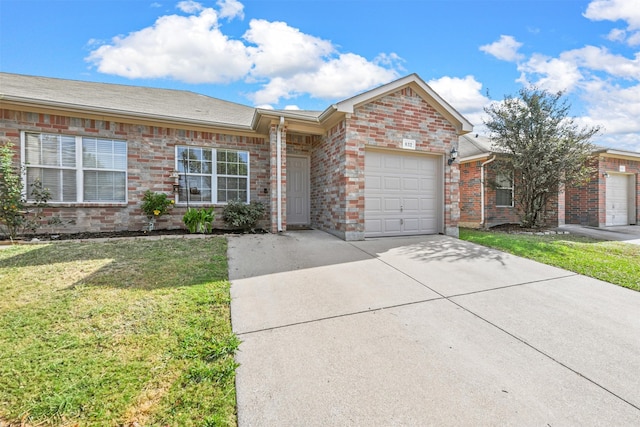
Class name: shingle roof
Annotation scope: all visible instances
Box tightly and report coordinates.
[0,72,257,128]
[458,134,493,159]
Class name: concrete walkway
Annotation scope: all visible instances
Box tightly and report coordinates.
[228,230,640,426]
[557,224,640,245]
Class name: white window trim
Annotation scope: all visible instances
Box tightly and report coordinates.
[21,131,128,204]
[175,145,250,205]
[495,173,514,207]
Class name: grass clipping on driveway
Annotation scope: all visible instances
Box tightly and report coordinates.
[460,228,640,292]
[0,238,238,426]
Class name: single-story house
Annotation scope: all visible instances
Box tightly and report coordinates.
[0,72,473,240]
[458,134,640,228]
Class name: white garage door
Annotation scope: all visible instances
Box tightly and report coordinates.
[606,174,629,226]
[365,150,441,237]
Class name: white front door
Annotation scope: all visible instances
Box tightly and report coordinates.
[364,150,441,237]
[287,156,310,225]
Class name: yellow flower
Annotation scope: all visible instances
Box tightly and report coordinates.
[153,209,161,216]
[170,200,175,204]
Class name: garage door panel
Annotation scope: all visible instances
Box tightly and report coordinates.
[403,177,419,191]
[403,198,420,212]
[365,151,440,237]
[606,174,629,226]
[366,175,382,190]
[384,198,401,211]
[384,156,402,169]
[403,218,421,232]
[384,176,401,191]
[384,219,402,233]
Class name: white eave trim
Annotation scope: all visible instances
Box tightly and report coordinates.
[596,149,640,160]
[459,153,492,163]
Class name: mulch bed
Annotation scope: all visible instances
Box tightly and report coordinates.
[2,228,268,242]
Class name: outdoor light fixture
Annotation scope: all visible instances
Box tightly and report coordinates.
[170,170,180,193]
[448,148,458,165]
[603,172,609,178]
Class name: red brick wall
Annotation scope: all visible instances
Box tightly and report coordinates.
[459,160,483,227]
[566,156,640,226]
[0,108,270,234]
[310,120,347,237]
[460,159,562,228]
[312,87,459,239]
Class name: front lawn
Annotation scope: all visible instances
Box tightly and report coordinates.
[460,228,640,292]
[0,237,238,426]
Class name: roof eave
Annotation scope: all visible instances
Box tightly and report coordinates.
[1,95,255,133]
[594,148,640,160]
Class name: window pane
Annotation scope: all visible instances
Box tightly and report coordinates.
[202,161,212,174]
[62,170,77,201]
[25,133,41,164]
[496,189,513,206]
[84,171,125,202]
[61,136,76,167]
[496,174,512,188]
[42,135,59,166]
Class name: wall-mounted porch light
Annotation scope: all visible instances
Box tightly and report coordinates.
[448,148,458,166]
[170,170,180,193]
[603,172,609,178]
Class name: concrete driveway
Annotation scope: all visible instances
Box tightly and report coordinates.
[557,224,640,245]
[228,230,640,426]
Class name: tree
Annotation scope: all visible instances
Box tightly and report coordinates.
[484,88,600,228]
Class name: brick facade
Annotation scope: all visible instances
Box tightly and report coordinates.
[309,88,460,240]
[459,159,562,228]
[1,73,472,240]
[566,155,640,226]
[0,108,270,234]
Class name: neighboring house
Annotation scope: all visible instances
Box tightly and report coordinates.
[566,148,640,227]
[458,134,640,228]
[0,72,472,240]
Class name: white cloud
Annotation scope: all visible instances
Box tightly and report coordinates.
[584,0,640,46]
[427,75,490,127]
[217,0,244,20]
[87,1,402,105]
[250,53,400,104]
[177,0,202,14]
[479,35,524,62]
[606,28,627,42]
[584,0,640,29]
[517,54,583,93]
[86,7,251,83]
[244,19,335,78]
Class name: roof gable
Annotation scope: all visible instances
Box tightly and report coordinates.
[330,74,473,134]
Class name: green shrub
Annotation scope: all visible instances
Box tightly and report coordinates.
[141,190,174,218]
[183,207,215,233]
[0,140,51,240]
[222,200,265,232]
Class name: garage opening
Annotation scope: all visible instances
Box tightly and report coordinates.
[364,150,442,237]
[606,173,636,226]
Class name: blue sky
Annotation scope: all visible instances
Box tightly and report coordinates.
[2,0,639,151]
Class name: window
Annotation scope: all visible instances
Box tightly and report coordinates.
[176,146,249,204]
[23,132,127,202]
[495,173,514,207]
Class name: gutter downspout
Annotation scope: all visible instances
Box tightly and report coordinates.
[276,116,284,232]
[480,156,496,228]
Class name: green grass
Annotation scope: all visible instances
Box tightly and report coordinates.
[0,237,238,426]
[460,228,640,292]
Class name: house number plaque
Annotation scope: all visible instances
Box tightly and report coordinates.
[402,138,416,150]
